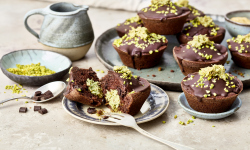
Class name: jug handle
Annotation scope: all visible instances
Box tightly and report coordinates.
[24,9,46,39]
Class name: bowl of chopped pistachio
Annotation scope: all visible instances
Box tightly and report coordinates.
[225,10,250,37]
[0,49,72,86]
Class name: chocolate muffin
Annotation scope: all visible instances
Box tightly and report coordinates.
[64,67,104,107]
[173,35,228,75]
[113,27,168,69]
[138,0,190,35]
[227,33,250,69]
[181,65,243,113]
[100,66,150,116]
[175,0,205,21]
[116,15,143,37]
[177,16,226,44]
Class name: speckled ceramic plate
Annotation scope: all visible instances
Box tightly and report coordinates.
[62,83,169,126]
[178,92,242,119]
[95,14,250,91]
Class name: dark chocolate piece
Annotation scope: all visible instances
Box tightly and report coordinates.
[33,96,41,101]
[19,107,27,113]
[34,91,42,96]
[32,90,53,101]
[103,116,109,119]
[38,108,48,115]
[87,107,97,114]
[34,106,42,111]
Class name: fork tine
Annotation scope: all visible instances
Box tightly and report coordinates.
[103,116,121,123]
[109,114,124,119]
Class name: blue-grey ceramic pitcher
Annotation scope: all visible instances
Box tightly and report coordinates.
[24,2,94,61]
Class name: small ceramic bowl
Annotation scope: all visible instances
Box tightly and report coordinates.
[0,49,72,86]
[178,93,242,119]
[225,10,250,37]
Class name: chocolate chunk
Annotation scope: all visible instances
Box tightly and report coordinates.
[34,91,42,96]
[33,96,41,101]
[171,70,175,72]
[87,107,97,114]
[38,108,48,115]
[43,90,54,99]
[152,74,156,77]
[103,116,109,119]
[34,106,41,111]
[19,107,27,113]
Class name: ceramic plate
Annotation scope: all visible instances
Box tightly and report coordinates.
[0,49,72,86]
[178,92,242,119]
[95,14,250,91]
[62,83,169,125]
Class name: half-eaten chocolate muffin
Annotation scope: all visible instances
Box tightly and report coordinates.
[138,0,190,35]
[181,65,243,113]
[177,16,225,44]
[227,33,250,69]
[100,66,151,116]
[113,27,168,69]
[173,35,228,75]
[116,15,143,37]
[64,67,104,107]
[175,0,205,21]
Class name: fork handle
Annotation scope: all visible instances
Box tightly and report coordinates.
[133,125,193,150]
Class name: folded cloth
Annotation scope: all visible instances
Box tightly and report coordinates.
[43,0,151,11]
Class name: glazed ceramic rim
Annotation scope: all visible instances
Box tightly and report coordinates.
[178,92,242,118]
[225,10,250,27]
[62,83,169,126]
[47,2,89,16]
[0,49,72,78]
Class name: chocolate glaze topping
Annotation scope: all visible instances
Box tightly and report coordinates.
[183,73,242,100]
[138,5,189,21]
[113,71,149,92]
[175,43,227,62]
[187,6,205,21]
[228,41,250,54]
[116,22,143,37]
[118,38,167,57]
[182,24,225,37]
[174,42,227,72]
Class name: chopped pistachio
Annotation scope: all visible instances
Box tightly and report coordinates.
[66,78,69,82]
[86,78,103,98]
[100,70,105,73]
[155,50,159,52]
[25,101,28,103]
[149,50,153,54]
[105,89,120,112]
[96,69,100,71]
[162,121,166,124]
[192,116,196,119]
[7,63,55,76]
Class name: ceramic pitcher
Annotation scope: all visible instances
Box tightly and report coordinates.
[24,2,94,61]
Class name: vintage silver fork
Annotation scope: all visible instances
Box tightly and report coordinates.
[103,113,194,150]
